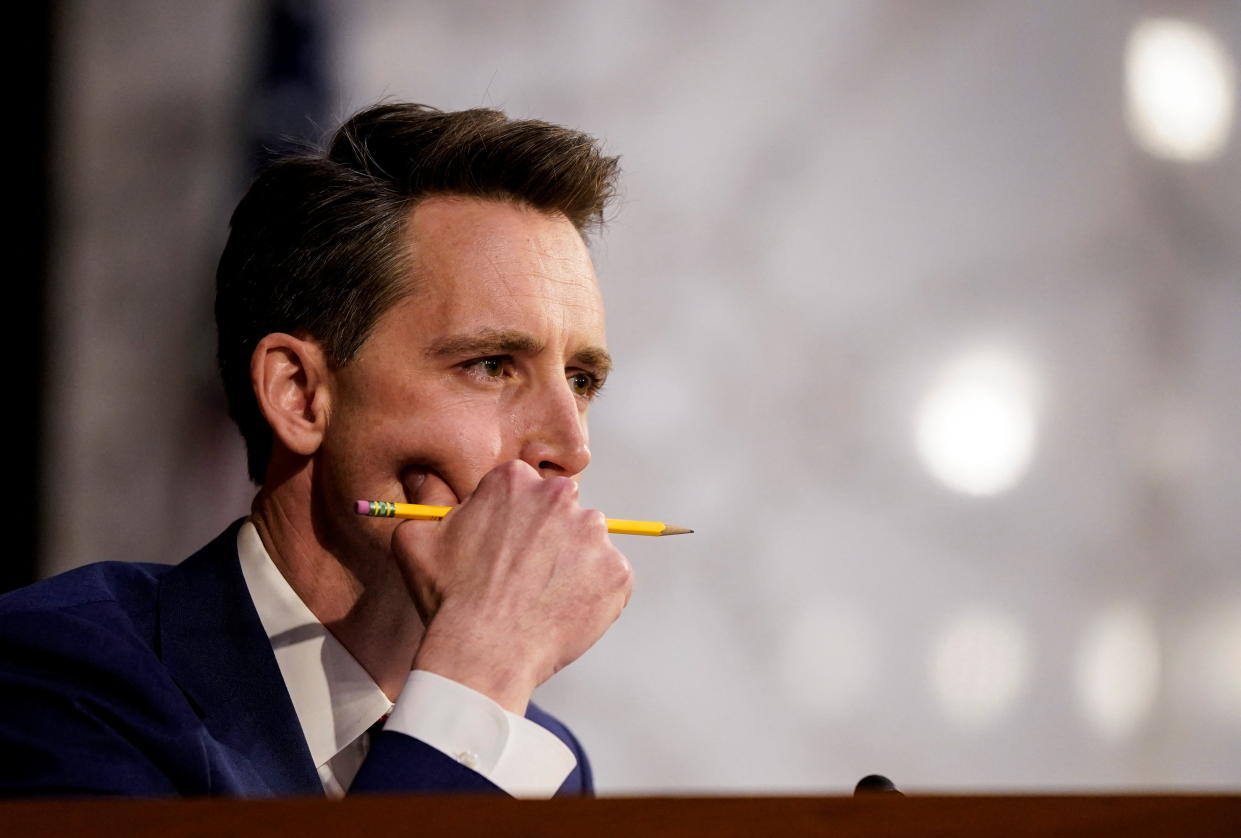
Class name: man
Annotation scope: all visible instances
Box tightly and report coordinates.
[0,103,632,797]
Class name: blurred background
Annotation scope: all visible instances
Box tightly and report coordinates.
[15,0,1240,794]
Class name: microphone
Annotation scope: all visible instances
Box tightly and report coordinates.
[854,774,903,796]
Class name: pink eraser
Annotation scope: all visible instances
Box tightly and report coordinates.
[355,500,370,515]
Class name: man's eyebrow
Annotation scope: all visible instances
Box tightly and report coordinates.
[425,329,544,359]
[572,346,613,376]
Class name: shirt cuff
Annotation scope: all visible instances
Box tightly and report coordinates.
[384,670,576,798]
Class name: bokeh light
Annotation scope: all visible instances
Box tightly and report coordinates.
[915,347,1040,497]
[1184,600,1241,728]
[931,610,1030,730]
[1126,17,1236,162]
[1203,606,1241,726]
[1075,605,1161,742]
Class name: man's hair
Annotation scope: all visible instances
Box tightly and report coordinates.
[216,103,620,483]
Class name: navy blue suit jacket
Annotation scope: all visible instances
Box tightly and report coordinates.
[0,520,592,798]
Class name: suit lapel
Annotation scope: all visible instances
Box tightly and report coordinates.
[157,520,321,795]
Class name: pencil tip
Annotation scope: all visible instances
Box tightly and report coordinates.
[661,526,694,536]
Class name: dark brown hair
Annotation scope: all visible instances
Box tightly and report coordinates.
[216,103,620,483]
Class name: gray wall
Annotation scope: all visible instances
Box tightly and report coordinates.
[47,0,1241,793]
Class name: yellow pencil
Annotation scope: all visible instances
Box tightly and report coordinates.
[355,500,693,536]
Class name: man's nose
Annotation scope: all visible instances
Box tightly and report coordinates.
[517,380,592,479]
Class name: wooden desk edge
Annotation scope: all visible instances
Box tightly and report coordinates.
[2,793,1238,837]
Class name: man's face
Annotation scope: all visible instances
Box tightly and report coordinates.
[316,195,610,560]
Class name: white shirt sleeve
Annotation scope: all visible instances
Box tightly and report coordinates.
[384,670,577,798]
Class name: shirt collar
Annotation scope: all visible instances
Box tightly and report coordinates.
[236,520,393,771]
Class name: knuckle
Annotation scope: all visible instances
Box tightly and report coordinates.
[476,465,504,491]
[618,558,634,607]
[497,460,528,480]
[617,556,634,588]
[495,460,523,480]
[546,476,578,502]
[479,460,533,494]
[604,549,633,587]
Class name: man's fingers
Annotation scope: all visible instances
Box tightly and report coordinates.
[391,517,443,621]
[474,459,540,498]
[389,456,632,694]
[391,518,440,576]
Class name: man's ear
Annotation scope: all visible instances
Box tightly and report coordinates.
[250,333,332,458]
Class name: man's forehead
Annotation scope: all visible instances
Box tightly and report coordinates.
[408,195,589,258]
[399,195,607,338]
[410,195,597,275]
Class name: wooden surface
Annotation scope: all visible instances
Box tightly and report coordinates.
[2,795,1239,837]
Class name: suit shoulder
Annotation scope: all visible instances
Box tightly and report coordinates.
[0,563,207,798]
[0,561,170,614]
[0,561,172,655]
[0,560,200,736]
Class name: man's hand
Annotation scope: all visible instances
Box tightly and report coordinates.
[392,460,633,714]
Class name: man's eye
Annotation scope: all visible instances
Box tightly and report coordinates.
[569,371,603,397]
[467,357,507,379]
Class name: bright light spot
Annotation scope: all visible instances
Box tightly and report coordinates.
[1075,605,1161,741]
[915,347,1039,497]
[778,601,876,718]
[931,610,1029,729]
[1190,602,1241,727]
[1126,17,1236,162]
[1204,608,1241,724]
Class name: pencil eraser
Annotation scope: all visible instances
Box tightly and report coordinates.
[355,500,370,516]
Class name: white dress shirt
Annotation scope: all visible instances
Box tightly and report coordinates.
[235,520,575,798]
